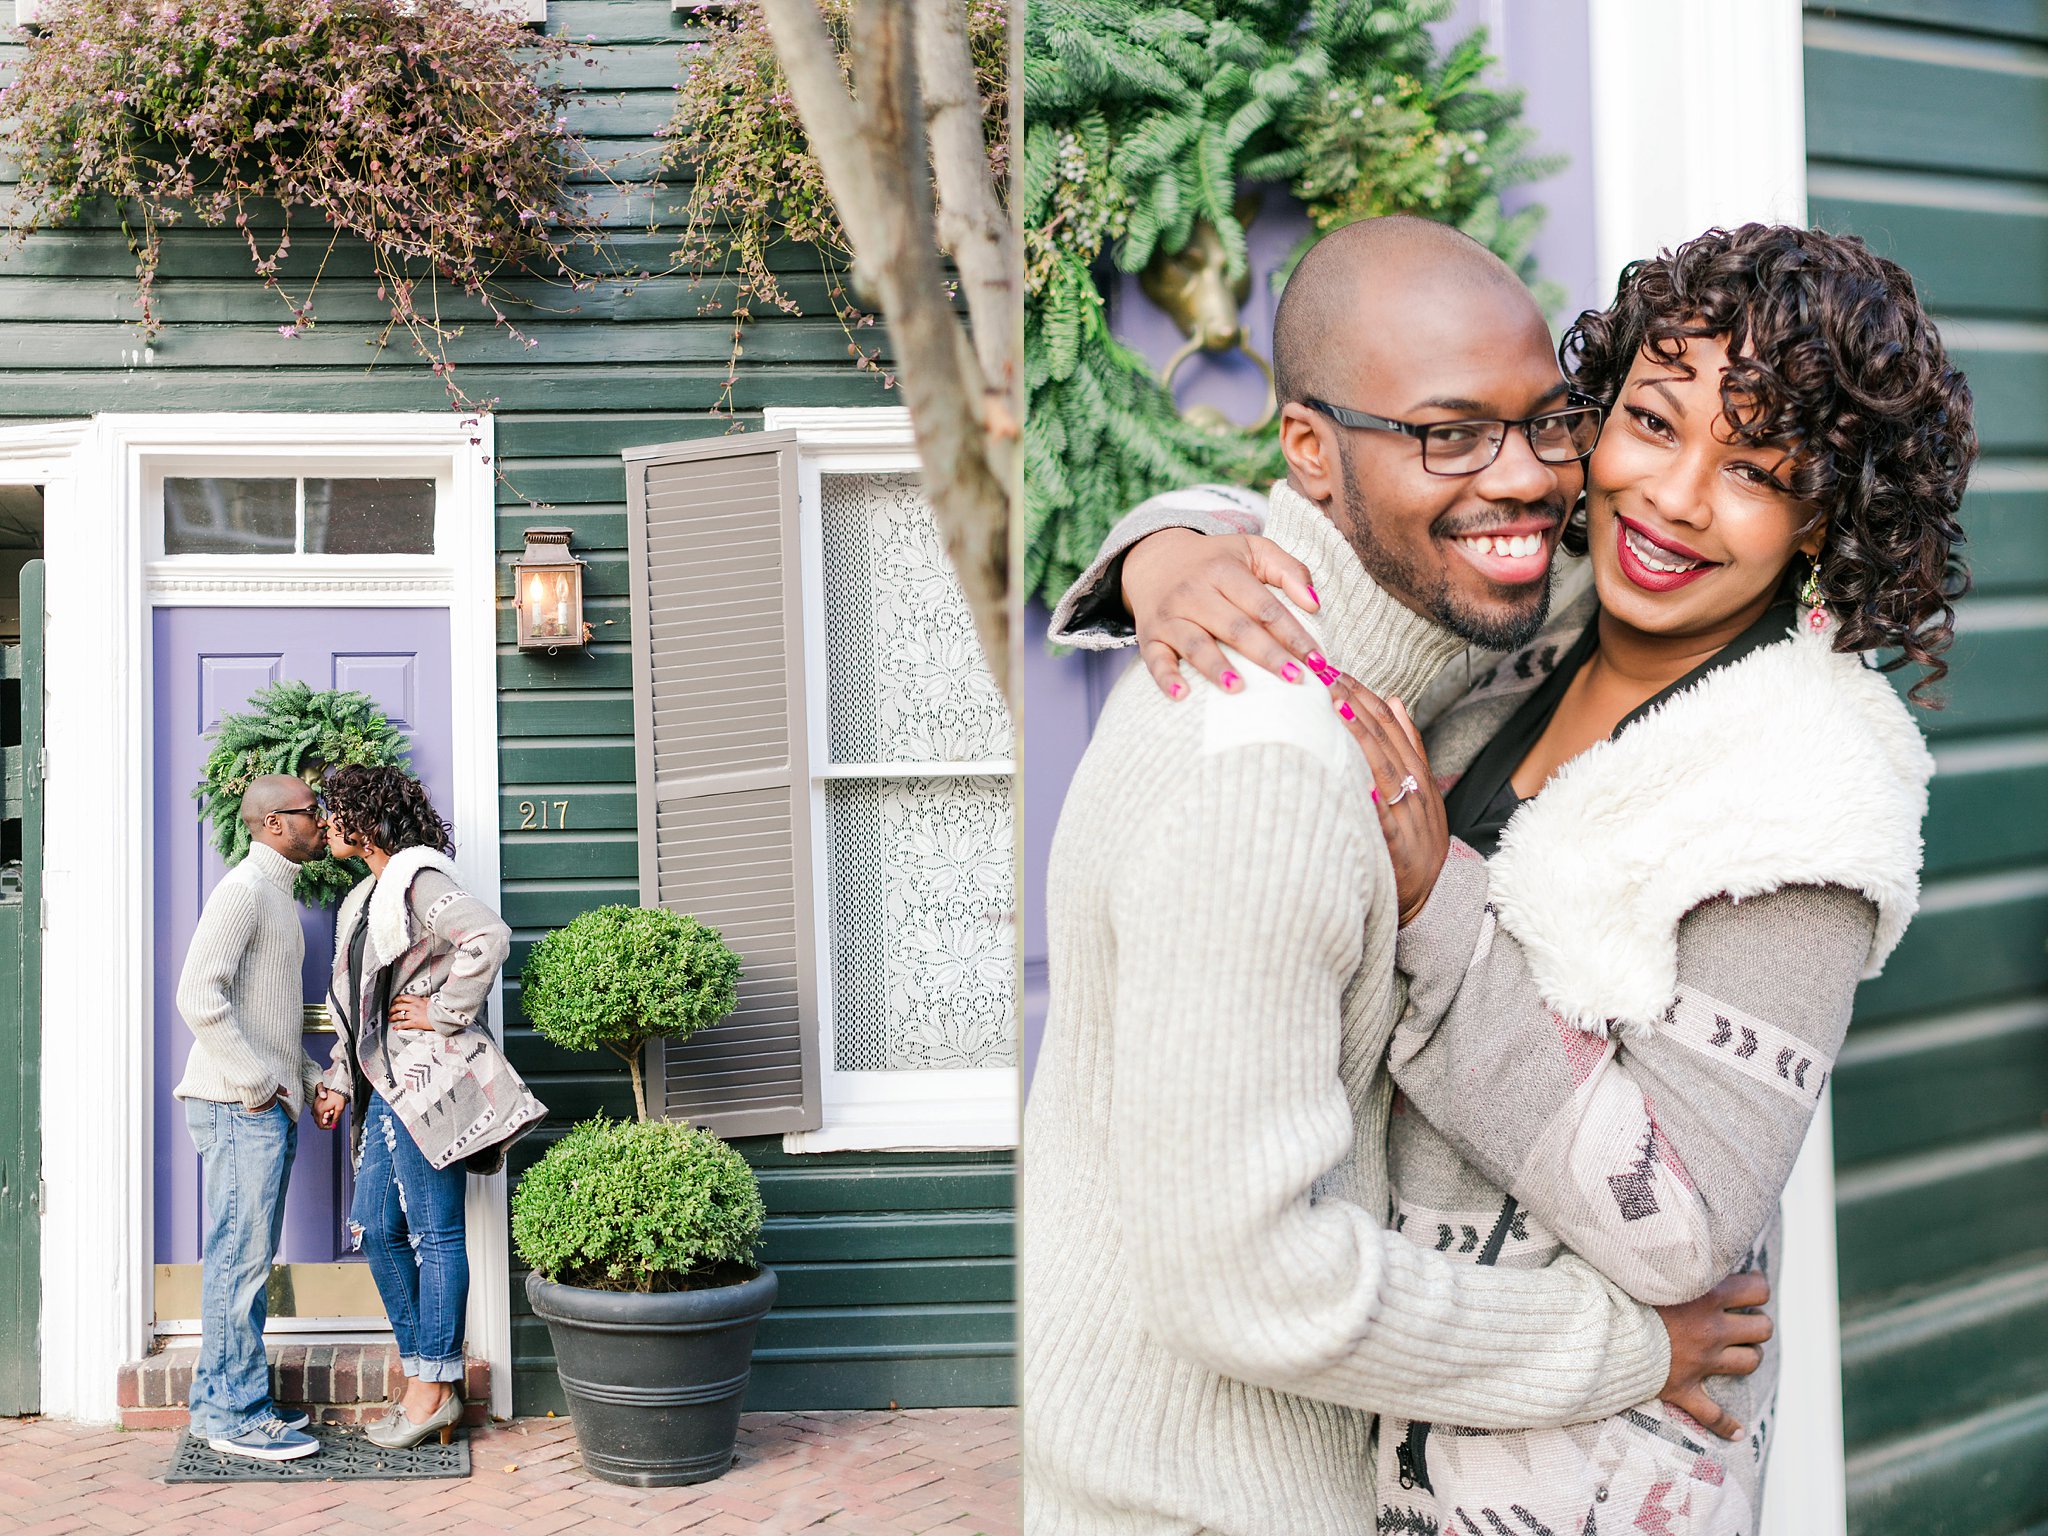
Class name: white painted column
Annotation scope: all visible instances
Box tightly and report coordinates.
[18,419,154,1423]
[1587,6,1848,1532]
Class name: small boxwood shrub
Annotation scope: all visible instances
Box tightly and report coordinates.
[519,905,740,1120]
[512,1117,765,1293]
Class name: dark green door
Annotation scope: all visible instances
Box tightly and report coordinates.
[0,559,42,1415]
[1806,5,2048,1531]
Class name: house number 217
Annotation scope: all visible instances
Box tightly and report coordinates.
[519,800,571,830]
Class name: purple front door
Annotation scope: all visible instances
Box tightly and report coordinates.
[153,608,454,1268]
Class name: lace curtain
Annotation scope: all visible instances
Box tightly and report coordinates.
[821,474,1015,1071]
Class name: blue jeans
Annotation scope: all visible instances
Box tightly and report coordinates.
[183,1097,296,1439]
[351,1091,468,1384]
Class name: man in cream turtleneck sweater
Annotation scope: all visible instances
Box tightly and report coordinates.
[1022,218,1756,1532]
[173,774,332,1461]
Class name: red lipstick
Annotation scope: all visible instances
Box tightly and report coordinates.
[1614,515,1718,593]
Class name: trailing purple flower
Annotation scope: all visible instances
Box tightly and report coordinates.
[3,0,623,410]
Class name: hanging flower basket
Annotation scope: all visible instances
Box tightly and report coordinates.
[1,0,614,409]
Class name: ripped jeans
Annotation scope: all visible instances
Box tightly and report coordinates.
[351,1091,469,1384]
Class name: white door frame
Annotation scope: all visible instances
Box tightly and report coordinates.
[1588,7,1846,1534]
[1,413,510,1423]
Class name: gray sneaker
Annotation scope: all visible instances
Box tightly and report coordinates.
[207,1415,319,1462]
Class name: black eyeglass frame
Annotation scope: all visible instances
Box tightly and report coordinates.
[1303,393,1607,476]
[271,805,326,822]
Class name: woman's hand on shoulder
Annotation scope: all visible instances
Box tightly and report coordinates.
[1327,679,1448,925]
[1122,529,1326,700]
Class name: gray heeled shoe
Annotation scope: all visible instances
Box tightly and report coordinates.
[365,1387,462,1449]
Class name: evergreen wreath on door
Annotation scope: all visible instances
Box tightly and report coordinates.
[194,680,413,907]
[1023,0,1559,607]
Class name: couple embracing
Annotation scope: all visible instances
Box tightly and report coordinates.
[172,766,542,1462]
[1021,217,1968,1533]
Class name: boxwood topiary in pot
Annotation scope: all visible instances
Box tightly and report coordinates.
[512,906,774,1487]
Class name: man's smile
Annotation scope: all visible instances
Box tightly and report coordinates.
[1441,516,1558,587]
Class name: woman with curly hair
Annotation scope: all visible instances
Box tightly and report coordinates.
[310,765,535,1450]
[1047,222,1971,1529]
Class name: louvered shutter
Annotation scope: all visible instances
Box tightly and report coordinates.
[623,433,821,1136]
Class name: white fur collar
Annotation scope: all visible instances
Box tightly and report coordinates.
[366,846,462,967]
[1486,618,1933,1038]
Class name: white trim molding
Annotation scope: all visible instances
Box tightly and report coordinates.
[765,407,1020,1156]
[13,412,510,1424]
[1587,0,1808,296]
[1588,11,1846,1534]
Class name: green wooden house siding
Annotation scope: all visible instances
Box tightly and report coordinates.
[1806,4,2048,1530]
[0,0,1013,1414]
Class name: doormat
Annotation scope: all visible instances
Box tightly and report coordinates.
[165,1425,471,1482]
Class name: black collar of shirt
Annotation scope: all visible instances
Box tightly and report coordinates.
[1442,597,1802,855]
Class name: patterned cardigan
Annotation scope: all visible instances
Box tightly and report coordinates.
[322,846,530,1176]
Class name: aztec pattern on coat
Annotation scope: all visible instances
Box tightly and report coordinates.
[323,847,544,1176]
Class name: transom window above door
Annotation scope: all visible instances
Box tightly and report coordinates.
[162,477,437,557]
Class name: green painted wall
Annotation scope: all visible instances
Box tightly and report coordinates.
[1806,4,2048,1530]
[0,0,1013,1413]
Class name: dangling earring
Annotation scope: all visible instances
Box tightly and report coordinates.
[1799,557,1829,634]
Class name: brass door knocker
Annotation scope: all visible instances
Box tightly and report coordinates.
[1139,204,1277,433]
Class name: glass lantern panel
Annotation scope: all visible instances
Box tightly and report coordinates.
[304,479,436,555]
[163,478,296,556]
[518,563,583,644]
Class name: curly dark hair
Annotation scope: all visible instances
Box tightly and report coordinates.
[322,763,454,857]
[1561,222,1974,702]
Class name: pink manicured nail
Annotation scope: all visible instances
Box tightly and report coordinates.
[1280,661,1303,683]
[1338,701,1356,721]
[1369,784,1380,804]
[1306,583,1320,606]
[1221,669,1242,691]
[1306,651,1328,670]
[1168,680,1185,698]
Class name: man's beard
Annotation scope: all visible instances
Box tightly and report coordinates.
[1335,434,1555,652]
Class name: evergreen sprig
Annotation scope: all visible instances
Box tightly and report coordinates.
[192,680,410,907]
[1024,0,1562,608]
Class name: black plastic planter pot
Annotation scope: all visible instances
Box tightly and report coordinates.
[525,1265,778,1487]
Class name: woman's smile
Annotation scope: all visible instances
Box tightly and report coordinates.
[1614,514,1721,591]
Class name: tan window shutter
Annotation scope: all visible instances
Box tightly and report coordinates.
[623,433,821,1136]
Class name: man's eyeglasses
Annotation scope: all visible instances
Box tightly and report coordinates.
[273,805,325,823]
[1304,395,1606,476]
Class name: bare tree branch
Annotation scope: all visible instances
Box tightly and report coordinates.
[756,0,1012,700]
[912,0,1019,429]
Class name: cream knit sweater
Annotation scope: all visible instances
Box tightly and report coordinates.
[1020,484,1671,1535]
[173,842,326,1115]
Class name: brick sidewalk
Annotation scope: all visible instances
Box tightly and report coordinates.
[0,1408,1018,1535]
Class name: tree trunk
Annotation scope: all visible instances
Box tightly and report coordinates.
[756,0,1015,703]
[612,1043,649,1122]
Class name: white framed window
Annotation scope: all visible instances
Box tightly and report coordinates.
[777,408,1017,1153]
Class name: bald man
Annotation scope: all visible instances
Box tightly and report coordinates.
[172,774,331,1461]
[1021,218,1747,1533]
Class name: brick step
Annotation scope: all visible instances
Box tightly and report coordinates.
[117,1343,490,1432]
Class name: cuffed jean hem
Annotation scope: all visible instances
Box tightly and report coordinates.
[407,1354,466,1384]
